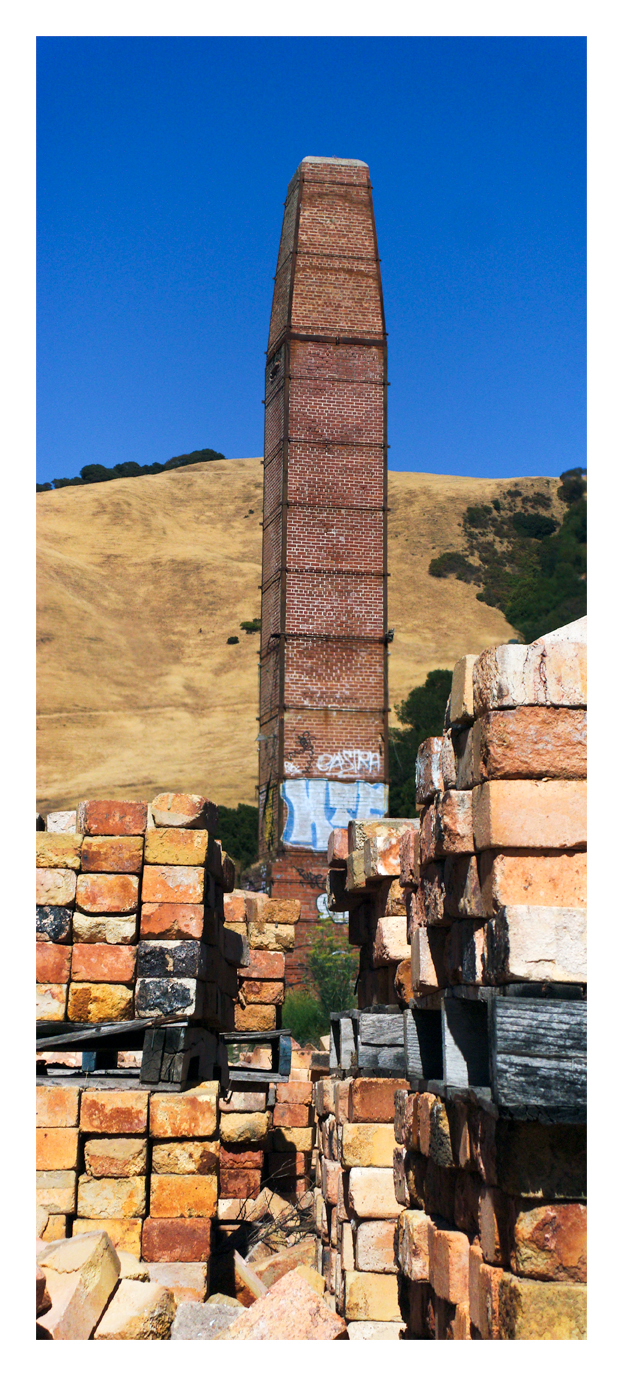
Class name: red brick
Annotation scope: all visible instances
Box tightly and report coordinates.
[141,865,204,905]
[83,800,148,835]
[80,836,144,872]
[139,902,204,940]
[219,1145,264,1170]
[71,944,136,983]
[75,873,139,913]
[243,950,286,980]
[349,1078,408,1123]
[36,944,71,984]
[219,1168,263,1199]
[328,829,348,864]
[80,1090,149,1134]
[275,1082,313,1105]
[141,1217,211,1262]
[273,1103,312,1128]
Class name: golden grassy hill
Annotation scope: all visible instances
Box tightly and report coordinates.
[36,459,563,813]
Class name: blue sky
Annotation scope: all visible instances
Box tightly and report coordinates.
[37,36,586,484]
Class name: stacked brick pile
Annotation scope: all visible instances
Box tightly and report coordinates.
[412,629,586,994]
[326,820,417,1009]
[36,793,241,1030]
[393,1087,586,1338]
[223,888,300,1031]
[313,1075,409,1337]
[36,1080,219,1266]
[37,1056,319,1269]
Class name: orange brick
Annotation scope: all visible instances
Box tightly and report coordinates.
[239,979,284,1005]
[429,1223,470,1305]
[349,1078,408,1124]
[75,873,139,913]
[479,848,587,915]
[36,1128,79,1171]
[36,1086,80,1128]
[67,983,133,1022]
[36,944,71,984]
[140,902,204,940]
[73,1217,143,1258]
[144,828,208,866]
[71,944,136,983]
[150,1174,218,1218]
[219,1145,264,1170]
[80,836,144,872]
[141,865,204,904]
[83,800,148,835]
[149,1086,218,1139]
[223,891,247,923]
[80,1090,149,1134]
[472,780,586,851]
[234,1004,277,1031]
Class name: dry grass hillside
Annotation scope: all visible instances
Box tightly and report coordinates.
[36,459,561,813]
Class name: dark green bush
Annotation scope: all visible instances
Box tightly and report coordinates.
[511,511,558,540]
[388,668,453,816]
[492,499,501,512]
[306,926,359,1020]
[227,635,239,645]
[282,991,328,1046]
[240,618,261,634]
[38,447,226,491]
[215,802,258,875]
[464,504,492,529]
[429,551,481,582]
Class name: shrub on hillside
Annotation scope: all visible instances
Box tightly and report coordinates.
[429,551,481,582]
[388,668,453,816]
[215,802,258,876]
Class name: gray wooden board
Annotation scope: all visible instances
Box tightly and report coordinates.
[358,1013,404,1046]
[442,997,490,1090]
[491,999,586,1108]
[339,1017,357,1070]
[404,1008,443,1081]
[358,1045,406,1072]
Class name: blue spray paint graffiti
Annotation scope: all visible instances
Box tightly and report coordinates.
[280,779,388,852]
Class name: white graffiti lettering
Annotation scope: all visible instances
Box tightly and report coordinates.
[316,749,381,778]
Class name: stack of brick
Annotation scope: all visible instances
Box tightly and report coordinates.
[224,889,300,1031]
[36,793,242,1033]
[412,630,587,994]
[393,1089,587,1339]
[325,820,417,1009]
[37,1080,219,1273]
[313,1075,409,1337]
[390,622,587,1338]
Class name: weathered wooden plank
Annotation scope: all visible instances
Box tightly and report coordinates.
[492,999,586,1060]
[493,1054,586,1108]
[358,1044,405,1073]
[359,1013,404,1046]
[442,997,490,1089]
[404,1008,444,1082]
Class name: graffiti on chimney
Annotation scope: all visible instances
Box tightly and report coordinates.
[316,893,348,924]
[280,778,388,852]
[316,749,381,778]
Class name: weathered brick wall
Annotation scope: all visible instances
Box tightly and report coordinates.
[259,155,389,985]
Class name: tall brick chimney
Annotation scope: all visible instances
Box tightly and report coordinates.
[258,156,389,985]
